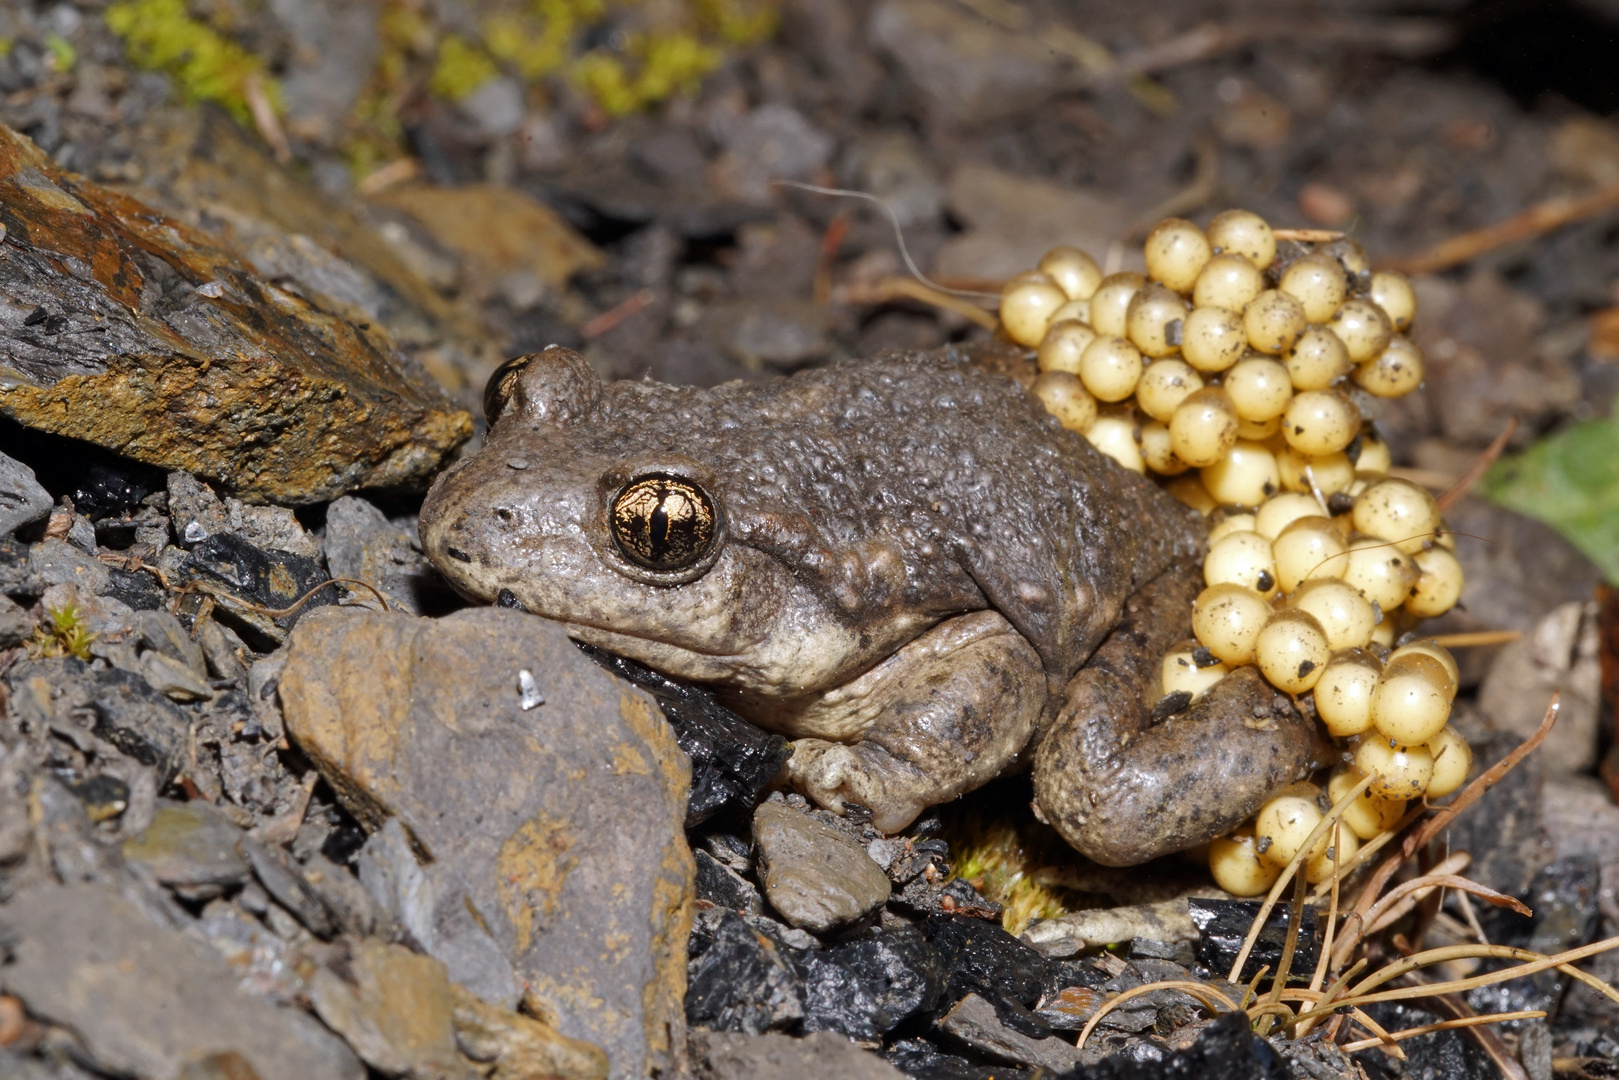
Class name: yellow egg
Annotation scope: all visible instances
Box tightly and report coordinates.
[1424,726,1473,798]
[1143,217,1212,292]
[1192,583,1272,665]
[1000,275,1068,347]
[1354,737,1435,800]
[1089,272,1146,337]
[1037,320,1099,375]
[1206,209,1276,270]
[1039,245,1104,301]
[1328,765,1406,839]
[1255,609,1331,693]
[1209,826,1282,896]
[1313,648,1382,737]
[1031,371,1098,434]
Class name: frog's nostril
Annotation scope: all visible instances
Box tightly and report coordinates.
[495,507,516,525]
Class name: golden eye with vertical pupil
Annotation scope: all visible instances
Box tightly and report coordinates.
[610,474,719,572]
[483,354,538,423]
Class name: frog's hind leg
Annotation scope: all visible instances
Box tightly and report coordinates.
[1032,563,1334,868]
[783,609,1048,834]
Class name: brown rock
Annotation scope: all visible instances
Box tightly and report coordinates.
[278,606,693,1080]
[307,939,469,1080]
[371,184,605,299]
[0,121,471,505]
[450,983,608,1080]
[752,801,891,933]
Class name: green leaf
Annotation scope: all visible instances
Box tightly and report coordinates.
[1482,416,1619,584]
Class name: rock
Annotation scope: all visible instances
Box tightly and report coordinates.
[195,898,304,1003]
[0,883,364,1080]
[358,817,523,1009]
[0,121,471,504]
[1188,899,1318,986]
[180,532,334,643]
[685,907,806,1035]
[371,184,605,296]
[1469,856,1602,1021]
[798,924,944,1040]
[28,538,109,594]
[1362,1001,1495,1080]
[0,447,51,535]
[121,799,250,899]
[141,650,215,702]
[278,606,692,1080]
[168,471,232,547]
[868,0,1076,124]
[1478,601,1602,774]
[137,609,209,680]
[937,993,1082,1072]
[698,298,830,370]
[1425,497,1602,686]
[1082,1009,1288,1079]
[690,1029,908,1080]
[449,982,609,1080]
[933,163,1133,284]
[269,0,382,147]
[694,849,765,914]
[4,658,193,783]
[844,130,945,229]
[167,472,320,557]
[923,915,1049,1011]
[0,592,33,646]
[713,105,836,204]
[1448,732,1554,897]
[240,837,340,939]
[324,495,450,616]
[1021,899,1201,958]
[306,938,469,1079]
[1540,774,1619,869]
[752,801,891,933]
[580,644,789,826]
[459,78,527,141]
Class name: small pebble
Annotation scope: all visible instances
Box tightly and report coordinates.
[517,669,544,710]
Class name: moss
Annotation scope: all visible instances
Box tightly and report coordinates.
[429,34,501,102]
[694,0,777,46]
[104,0,279,123]
[571,33,720,117]
[32,603,96,662]
[43,34,75,73]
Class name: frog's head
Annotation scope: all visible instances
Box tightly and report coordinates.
[418,347,875,698]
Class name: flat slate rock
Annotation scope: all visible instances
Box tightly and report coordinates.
[0,883,364,1080]
[0,121,471,504]
[278,606,694,1080]
[752,801,891,933]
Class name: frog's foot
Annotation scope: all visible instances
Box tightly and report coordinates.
[782,610,1047,834]
[1032,564,1335,867]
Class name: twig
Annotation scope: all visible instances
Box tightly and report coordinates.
[1274,228,1347,243]
[244,74,291,165]
[581,289,655,340]
[1076,981,1238,1049]
[357,157,421,197]
[1437,418,1519,513]
[1356,872,1527,949]
[1386,183,1619,275]
[842,276,1000,329]
[1428,630,1523,649]
[1340,1011,1546,1053]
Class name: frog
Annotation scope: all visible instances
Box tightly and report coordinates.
[418,344,1329,866]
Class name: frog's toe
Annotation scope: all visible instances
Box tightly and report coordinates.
[786,738,931,833]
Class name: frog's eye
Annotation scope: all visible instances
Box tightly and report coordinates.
[483,354,536,424]
[610,474,719,573]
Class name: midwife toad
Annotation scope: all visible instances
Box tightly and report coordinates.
[420,346,1329,866]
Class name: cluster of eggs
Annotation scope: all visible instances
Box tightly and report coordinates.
[999,211,1470,897]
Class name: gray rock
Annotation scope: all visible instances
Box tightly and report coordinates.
[0,883,364,1080]
[1478,601,1602,774]
[700,298,830,370]
[461,77,526,140]
[306,938,470,1079]
[279,607,693,1080]
[221,497,321,559]
[268,0,381,147]
[140,650,215,702]
[167,472,232,547]
[714,105,835,203]
[29,538,110,593]
[752,801,890,933]
[845,129,944,229]
[868,0,1076,124]
[0,447,52,536]
[324,495,444,615]
[937,993,1085,1072]
[690,1029,906,1080]
[121,799,251,898]
[1541,774,1619,870]
[0,592,32,646]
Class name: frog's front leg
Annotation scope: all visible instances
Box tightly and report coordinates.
[783,610,1047,833]
[1032,564,1334,867]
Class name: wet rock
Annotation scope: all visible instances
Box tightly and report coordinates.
[279,606,692,1080]
[324,495,450,616]
[892,874,1004,920]
[1478,601,1602,774]
[934,163,1133,284]
[0,447,51,535]
[1080,1009,1288,1079]
[868,0,1076,124]
[924,915,1049,1011]
[691,1029,909,1080]
[695,849,765,915]
[686,907,806,1034]
[0,883,364,1080]
[1359,1001,1494,1080]
[1188,899,1319,986]
[798,924,944,1040]
[0,122,471,504]
[449,982,609,1080]
[1449,733,1554,896]
[580,644,789,826]
[938,993,1082,1072]
[753,801,890,933]
[121,799,250,899]
[181,533,333,642]
[306,938,469,1079]
[371,184,605,297]
[1470,856,1603,1021]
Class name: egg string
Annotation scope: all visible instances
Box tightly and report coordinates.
[770,179,1004,302]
